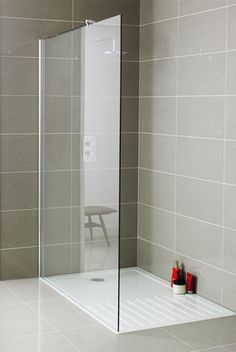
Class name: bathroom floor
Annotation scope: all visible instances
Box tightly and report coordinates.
[1,277,236,352]
[47,267,234,333]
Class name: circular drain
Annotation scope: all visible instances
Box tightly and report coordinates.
[90,278,105,282]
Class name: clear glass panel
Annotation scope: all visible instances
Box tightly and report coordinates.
[39,15,121,331]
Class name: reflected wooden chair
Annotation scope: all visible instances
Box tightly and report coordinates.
[85,206,117,247]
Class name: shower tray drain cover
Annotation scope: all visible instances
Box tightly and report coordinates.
[90,278,105,282]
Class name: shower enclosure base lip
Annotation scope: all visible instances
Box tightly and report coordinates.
[41,267,235,333]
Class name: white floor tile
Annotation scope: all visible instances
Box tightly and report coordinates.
[4,278,61,303]
[28,297,98,331]
[0,332,79,352]
[0,303,55,339]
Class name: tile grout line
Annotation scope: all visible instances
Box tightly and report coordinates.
[221,0,229,306]
[140,3,236,27]
[174,0,180,257]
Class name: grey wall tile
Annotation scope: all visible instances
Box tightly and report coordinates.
[140,58,177,96]
[139,168,175,210]
[121,168,138,203]
[137,238,174,280]
[75,169,120,206]
[139,97,176,134]
[178,53,225,96]
[71,243,82,273]
[222,272,236,311]
[43,208,71,245]
[122,61,139,97]
[0,57,38,95]
[175,254,222,304]
[0,0,73,20]
[43,244,71,276]
[223,228,236,275]
[224,185,236,230]
[227,52,236,94]
[228,5,236,50]
[45,58,71,96]
[176,215,223,267]
[121,133,138,168]
[225,141,236,185]
[139,133,176,172]
[120,238,137,267]
[45,97,71,133]
[140,19,178,60]
[179,0,227,15]
[121,98,139,133]
[0,135,38,172]
[0,173,37,211]
[1,247,38,280]
[122,25,139,61]
[177,137,224,182]
[120,203,137,238]
[178,97,225,138]
[0,18,72,57]
[140,0,179,24]
[74,0,140,25]
[44,171,71,208]
[0,210,38,249]
[138,203,175,249]
[0,96,38,134]
[176,176,223,224]
[226,97,236,139]
[179,9,226,55]
[45,134,71,171]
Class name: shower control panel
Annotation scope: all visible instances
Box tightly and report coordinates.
[83,135,96,162]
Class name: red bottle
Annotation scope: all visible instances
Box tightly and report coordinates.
[186,272,194,293]
[171,260,181,287]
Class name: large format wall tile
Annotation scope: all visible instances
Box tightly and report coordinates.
[223,228,236,275]
[0,210,38,249]
[179,0,227,16]
[0,57,38,95]
[175,254,222,304]
[176,215,223,268]
[139,168,175,210]
[224,185,236,230]
[139,97,176,134]
[177,137,224,182]
[227,52,236,94]
[140,19,178,60]
[137,238,174,280]
[0,0,73,20]
[0,18,72,57]
[138,203,175,249]
[0,173,38,211]
[178,53,225,96]
[225,141,236,185]
[1,247,38,280]
[139,134,176,172]
[226,97,236,140]
[0,96,38,134]
[179,8,226,55]
[222,273,236,311]
[0,135,38,172]
[74,0,140,25]
[140,0,178,24]
[176,176,223,224]
[178,97,225,138]
[140,58,177,96]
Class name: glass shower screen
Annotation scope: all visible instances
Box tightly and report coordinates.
[39,16,121,331]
